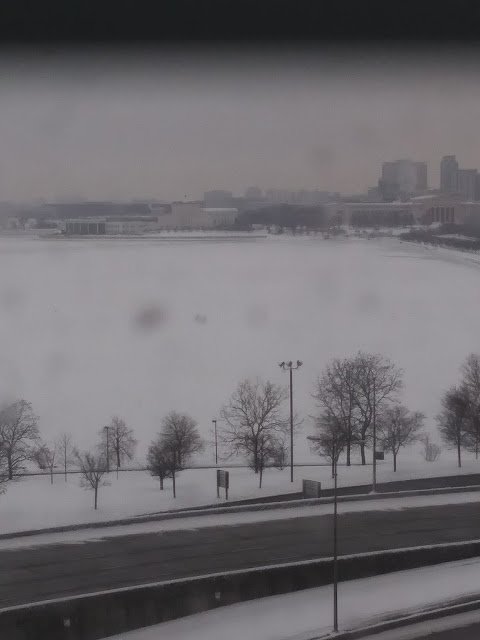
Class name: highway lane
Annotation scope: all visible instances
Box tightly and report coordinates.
[2,501,480,608]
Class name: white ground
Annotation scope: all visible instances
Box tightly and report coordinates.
[2,454,480,535]
[3,489,480,551]
[1,233,480,461]
[96,557,480,640]
[1,234,480,533]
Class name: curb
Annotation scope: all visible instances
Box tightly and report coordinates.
[312,595,480,639]
[1,483,479,542]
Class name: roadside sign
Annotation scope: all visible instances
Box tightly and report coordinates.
[217,469,229,500]
[303,479,322,498]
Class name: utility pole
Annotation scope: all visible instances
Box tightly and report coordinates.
[372,379,377,493]
[333,437,339,632]
[103,425,110,473]
[212,419,218,465]
[279,360,303,482]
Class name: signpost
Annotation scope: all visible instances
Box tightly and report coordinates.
[302,479,322,498]
[217,469,229,500]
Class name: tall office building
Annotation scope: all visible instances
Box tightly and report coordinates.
[378,159,428,201]
[440,155,459,193]
[457,168,478,201]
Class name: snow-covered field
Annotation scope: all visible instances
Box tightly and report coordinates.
[1,233,479,461]
[2,453,480,535]
[1,234,480,531]
[100,556,480,640]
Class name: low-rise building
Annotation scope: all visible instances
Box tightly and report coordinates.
[64,204,239,235]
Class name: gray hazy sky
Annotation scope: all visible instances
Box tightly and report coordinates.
[1,47,480,203]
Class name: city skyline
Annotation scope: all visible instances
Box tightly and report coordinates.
[2,48,480,202]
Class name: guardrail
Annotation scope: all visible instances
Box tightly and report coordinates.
[3,539,480,640]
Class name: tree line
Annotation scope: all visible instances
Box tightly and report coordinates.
[0,350,479,508]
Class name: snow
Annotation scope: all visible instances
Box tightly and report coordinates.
[2,454,480,536]
[2,234,480,534]
[2,488,479,551]
[1,234,480,463]
[361,610,480,640]
[95,556,480,640]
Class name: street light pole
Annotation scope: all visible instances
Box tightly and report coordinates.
[103,425,110,473]
[307,433,339,634]
[333,437,339,633]
[212,419,218,465]
[372,380,377,493]
[279,360,303,483]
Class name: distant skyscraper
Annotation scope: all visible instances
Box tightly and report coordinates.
[440,155,459,193]
[457,168,478,201]
[378,159,427,201]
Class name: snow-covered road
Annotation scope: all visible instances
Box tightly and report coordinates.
[2,489,480,550]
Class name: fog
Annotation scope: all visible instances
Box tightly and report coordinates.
[1,47,480,201]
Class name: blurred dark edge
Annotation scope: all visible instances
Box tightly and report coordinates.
[0,0,479,54]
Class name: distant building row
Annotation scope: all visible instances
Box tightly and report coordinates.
[64,204,238,235]
[440,155,480,201]
[325,193,480,227]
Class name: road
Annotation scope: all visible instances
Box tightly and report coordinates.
[374,612,480,639]
[2,500,480,609]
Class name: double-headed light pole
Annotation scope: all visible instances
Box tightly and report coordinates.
[279,360,302,483]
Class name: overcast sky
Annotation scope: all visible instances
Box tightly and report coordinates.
[1,46,480,203]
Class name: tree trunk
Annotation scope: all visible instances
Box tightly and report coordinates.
[393,452,397,472]
[346,439,351,466]
[331,458,335,479]
[50,469,54,484]
[172,470,176,498]
[116,449,121,469]
[360,443,366,465]
[160,475,164,490]
[476,432,479,460]
[64,459,67,482]
[7,457,13,480]
[94,485,98,510]
[259,466,263,488]
[457,438,462,468]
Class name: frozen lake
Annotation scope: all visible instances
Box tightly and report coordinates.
[0,234,479,460]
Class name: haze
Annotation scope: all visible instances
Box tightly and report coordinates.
[1,46,480,202]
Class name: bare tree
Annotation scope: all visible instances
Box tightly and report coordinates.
[98,417,137,474]
[270,437,288,471]
[437,385,470,468]
[353,352,403,465]
[379,405,424,472]
[76,450,109,509]
[159,411,204,468]
[308,414,347,478]
[154,411,204,497]
[420,434,441,462]
[146,437,172,490]
[0,400,40,480]
[220,378,289,474]
[33,442,59,484]
[253,434,287,488]
[57,433,75,482]
[312,357,360,466]
[460,354,480,459]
